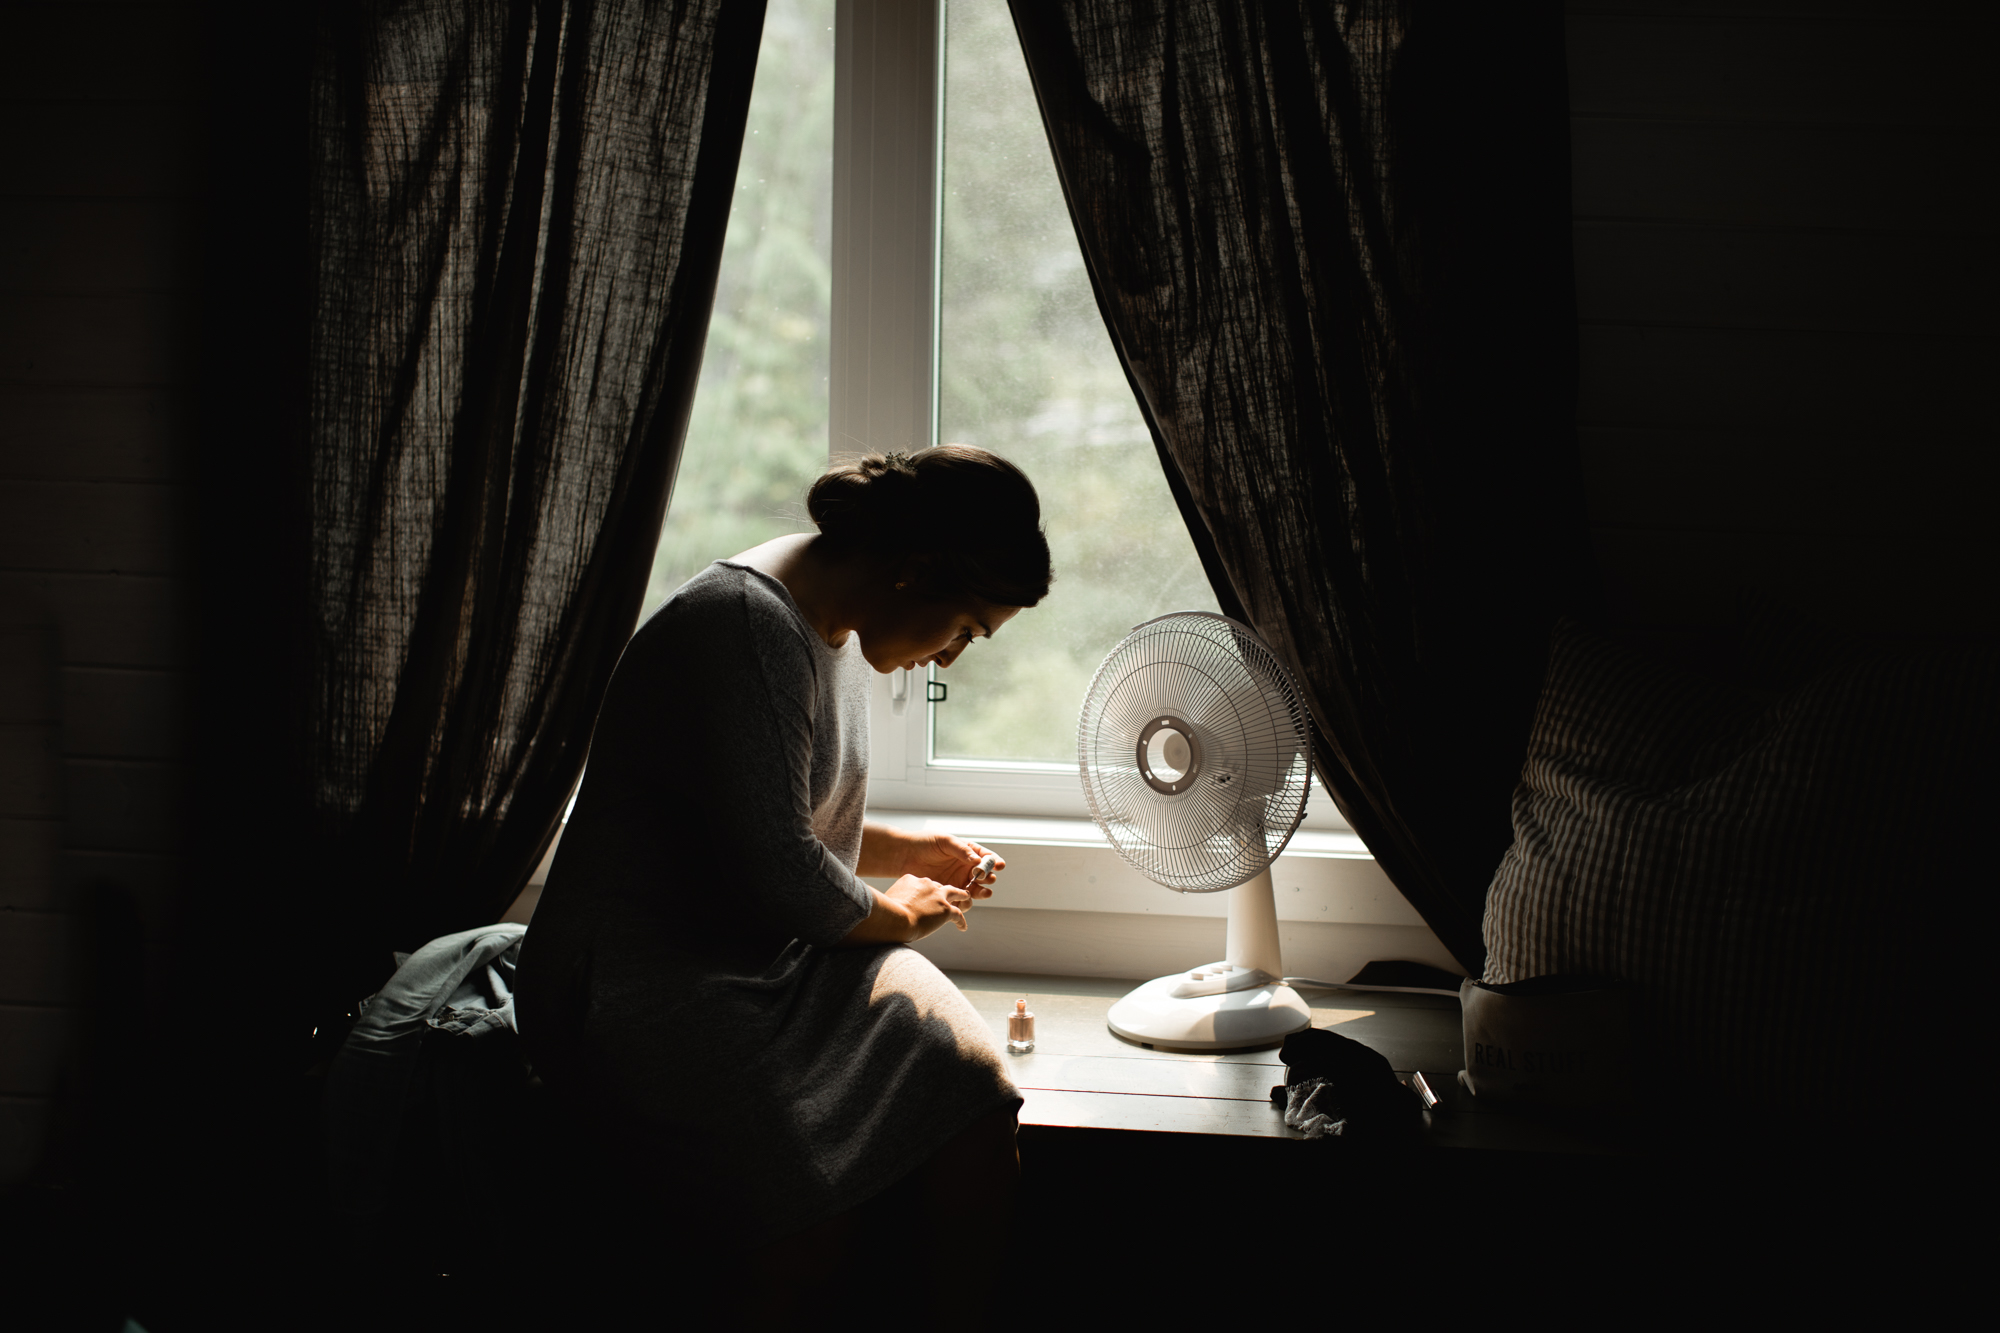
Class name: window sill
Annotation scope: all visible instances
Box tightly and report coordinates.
[864,807,1457,984]
[509,806,1456,985]
[863,807,1407,923]
[864,808,1373,857]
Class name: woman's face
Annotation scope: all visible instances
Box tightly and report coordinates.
[857,592,1022,675]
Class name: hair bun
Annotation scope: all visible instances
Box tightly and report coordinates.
[805,444,1054,607]
[806,450,919,543]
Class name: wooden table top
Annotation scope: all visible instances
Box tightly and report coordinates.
[947,969,1635,1156]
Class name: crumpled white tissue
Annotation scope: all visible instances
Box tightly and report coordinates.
[1283,1076,1348,1139]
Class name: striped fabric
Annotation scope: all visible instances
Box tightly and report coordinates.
[1482,617,1995,1095]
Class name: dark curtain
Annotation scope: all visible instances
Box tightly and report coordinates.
[1009,1,1594,974]
[302,0,764,969]
[158,0,762,1309]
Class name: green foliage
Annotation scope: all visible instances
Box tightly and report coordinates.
[642,0,835,621]
[931,1,1219,763]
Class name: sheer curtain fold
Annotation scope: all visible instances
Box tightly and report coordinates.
[305,0,766,962]
[1009,0,1594,973]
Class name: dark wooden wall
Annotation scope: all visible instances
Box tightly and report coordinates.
[0,0,203,1190]
[0,0,1991,1197]
[1570,0,1995,641]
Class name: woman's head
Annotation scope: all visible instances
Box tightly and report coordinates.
[806,445,1053,609]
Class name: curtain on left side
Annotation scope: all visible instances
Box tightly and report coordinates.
[307,0,764,961]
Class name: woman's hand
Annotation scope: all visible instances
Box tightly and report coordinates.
[900,834,1005,896]
[859,823,1005,892]
[885,873,976,937]
[837,875,976,946]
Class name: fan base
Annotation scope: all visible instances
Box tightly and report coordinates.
[1106,973,1313,1052]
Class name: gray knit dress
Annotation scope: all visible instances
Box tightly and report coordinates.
[517,560,1019,1242]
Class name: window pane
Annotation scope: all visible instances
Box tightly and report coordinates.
[934,1,1220,764]
[642,0,836,623]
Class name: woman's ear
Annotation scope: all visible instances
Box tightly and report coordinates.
[895,553,936,593]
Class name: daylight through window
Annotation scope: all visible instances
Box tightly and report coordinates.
[643,0,834,622]
[930,0,1221,767]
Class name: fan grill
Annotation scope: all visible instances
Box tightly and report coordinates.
[1077,612,1312,892]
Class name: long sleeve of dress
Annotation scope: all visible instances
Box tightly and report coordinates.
[539,562,872,959]
[688,578,874,946]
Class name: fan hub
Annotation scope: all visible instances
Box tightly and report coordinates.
[1135,714,1202,795]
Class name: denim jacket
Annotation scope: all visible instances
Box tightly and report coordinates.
[320,922,531,1228]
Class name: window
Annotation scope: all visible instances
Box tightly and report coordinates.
[929,4,1223,768]
[649,0,1345,830]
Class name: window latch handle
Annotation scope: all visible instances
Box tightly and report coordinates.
[926,680,948,703]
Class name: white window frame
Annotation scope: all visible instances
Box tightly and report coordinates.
[832,0,1350,831]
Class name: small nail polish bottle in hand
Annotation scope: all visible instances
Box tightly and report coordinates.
[1008,999,1035,1054]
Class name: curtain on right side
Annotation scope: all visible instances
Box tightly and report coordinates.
[1010,1,1595,975]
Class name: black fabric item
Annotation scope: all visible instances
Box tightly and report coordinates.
[1280,1025,1397,1086]
[1275,1027,1421,1142]
[1008,1,1594,974]
[1342,959,1466,995]
[303,0,766,969]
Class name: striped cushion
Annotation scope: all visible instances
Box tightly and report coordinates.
[1482,616,1995,1095]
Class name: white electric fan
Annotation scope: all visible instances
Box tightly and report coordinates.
[1078,611,1316,1051]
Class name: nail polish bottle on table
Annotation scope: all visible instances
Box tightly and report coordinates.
[1007,999,1035,1054]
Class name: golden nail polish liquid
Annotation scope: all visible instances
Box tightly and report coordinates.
[1007,999,1035,1053]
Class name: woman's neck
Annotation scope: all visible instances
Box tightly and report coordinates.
[735,534,865,648]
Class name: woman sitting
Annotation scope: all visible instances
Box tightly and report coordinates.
[517,445,1053,1326]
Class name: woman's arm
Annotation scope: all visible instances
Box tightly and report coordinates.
[856,821,919,878]
[635,589,878,947]
[859,821,1006,890]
